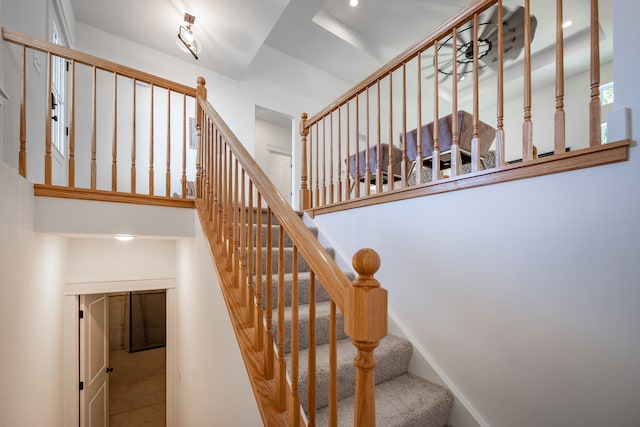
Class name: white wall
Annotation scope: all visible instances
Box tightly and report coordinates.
[0,154,68,427]
[311,2,640,426]
[175,220,262,426]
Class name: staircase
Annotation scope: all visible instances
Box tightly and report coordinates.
[255,210,454,426]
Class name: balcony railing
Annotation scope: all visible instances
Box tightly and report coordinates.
[299,0,629,215]
[2,28,196,208]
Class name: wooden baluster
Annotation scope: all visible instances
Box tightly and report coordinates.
[212,127,219,225]
[365,87,371,196]
[254,192,264,352]
[275,224,286,412]
[19,46,26,178]
[322,116,327,205]
[589,0,601,146]
[239,169,248,308]
[221,138,228,246]
[345,102,351,200]
[288,245,301,427]
[246,181,255,327]
[202,121,209,214]
[217,132,224,235]
[91,66,97,190]
[328,300,338,427]
[195,77,206,198]
[433,42,441,181]
[225,144,233,271]
[44,53,52,185]
[388,74,395,190]
[416,54,423,184]
[495,0,506,168]
[307,270,317,426]
[376,79,382,193]
[299,113,311,210]
[264,207,275,379]
[401,62,408,187]
[68,60,76,187]
[149,84,155,195]
[450,28,462,177]
[554,0,566,154]
[309,124,314,208]
[232,158,240,286]
[315,124,320,207]
[330,111,335,204]
[112,73,118,191]
[166,90,171,197]
[471,13,481,173]
[337,107,343,202]
[522,0,535,161]
[345,248,388,427]
[182,94,187,197]
[355,94,361,198]
[131,78,137,193]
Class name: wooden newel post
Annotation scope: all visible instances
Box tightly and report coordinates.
[345,248,388,426]
[299,113,311,210]
[195,76,207,198]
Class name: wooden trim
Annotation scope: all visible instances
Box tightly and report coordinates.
[34,185,195,208]
[306,140,630,217]
[2,28,196,96]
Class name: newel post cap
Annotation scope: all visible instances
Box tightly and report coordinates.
[344,248,388,342]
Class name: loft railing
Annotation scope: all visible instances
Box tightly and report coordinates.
[299,0,629,215]
[195,78,388,426]
[2,28,196,207]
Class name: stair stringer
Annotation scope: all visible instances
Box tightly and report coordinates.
[302,211,484,427]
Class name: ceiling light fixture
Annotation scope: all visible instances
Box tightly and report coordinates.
[562,20,572,28]
[349,0,358,7]
[115,234,135,241]
[177,12,201,60]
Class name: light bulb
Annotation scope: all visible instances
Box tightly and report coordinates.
[349,0,358,7]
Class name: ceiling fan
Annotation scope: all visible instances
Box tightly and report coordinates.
[423,4,537,81]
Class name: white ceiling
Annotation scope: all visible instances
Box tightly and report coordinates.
[69,0,612,85]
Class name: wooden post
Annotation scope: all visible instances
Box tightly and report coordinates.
[589,0,601,146]
[345,248,388,427]
[495,0,506,168]
[44,53,52,185]
[555,0,566,154]
[299,113,311,210]
[195,76,207,198]
[522,0,534,161]
[19,46,27,178]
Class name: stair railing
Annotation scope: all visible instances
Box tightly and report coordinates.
[195,77,388,426]
[299,0,629,215]
[2,28,196,207]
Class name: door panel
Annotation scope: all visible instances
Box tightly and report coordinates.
[80,294,109,427]
[268,150,292,205]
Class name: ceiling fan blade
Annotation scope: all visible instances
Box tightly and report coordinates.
[479,5,504,40]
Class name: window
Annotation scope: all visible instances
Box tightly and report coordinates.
[51,22,66,156]
[600,82,614,143]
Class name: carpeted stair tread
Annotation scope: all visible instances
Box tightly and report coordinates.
[315,373,453,427]
[272,300,347,353]
[258,246,335,273]
[287,334,413,412]
[258,271,345,309]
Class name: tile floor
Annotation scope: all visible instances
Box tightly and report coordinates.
[109,347,166,427]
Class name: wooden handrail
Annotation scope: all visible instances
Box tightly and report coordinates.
[197,90,351,312]
[2,28,196,96]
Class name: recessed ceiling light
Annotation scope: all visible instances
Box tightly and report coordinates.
[115,235,134,241]
[562,20,572,28]
[349,0,358,7]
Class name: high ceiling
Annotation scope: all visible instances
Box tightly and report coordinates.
[69,0,612,85]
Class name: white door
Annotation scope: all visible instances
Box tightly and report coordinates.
[268,150,292,205]
[80,294,110,427]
